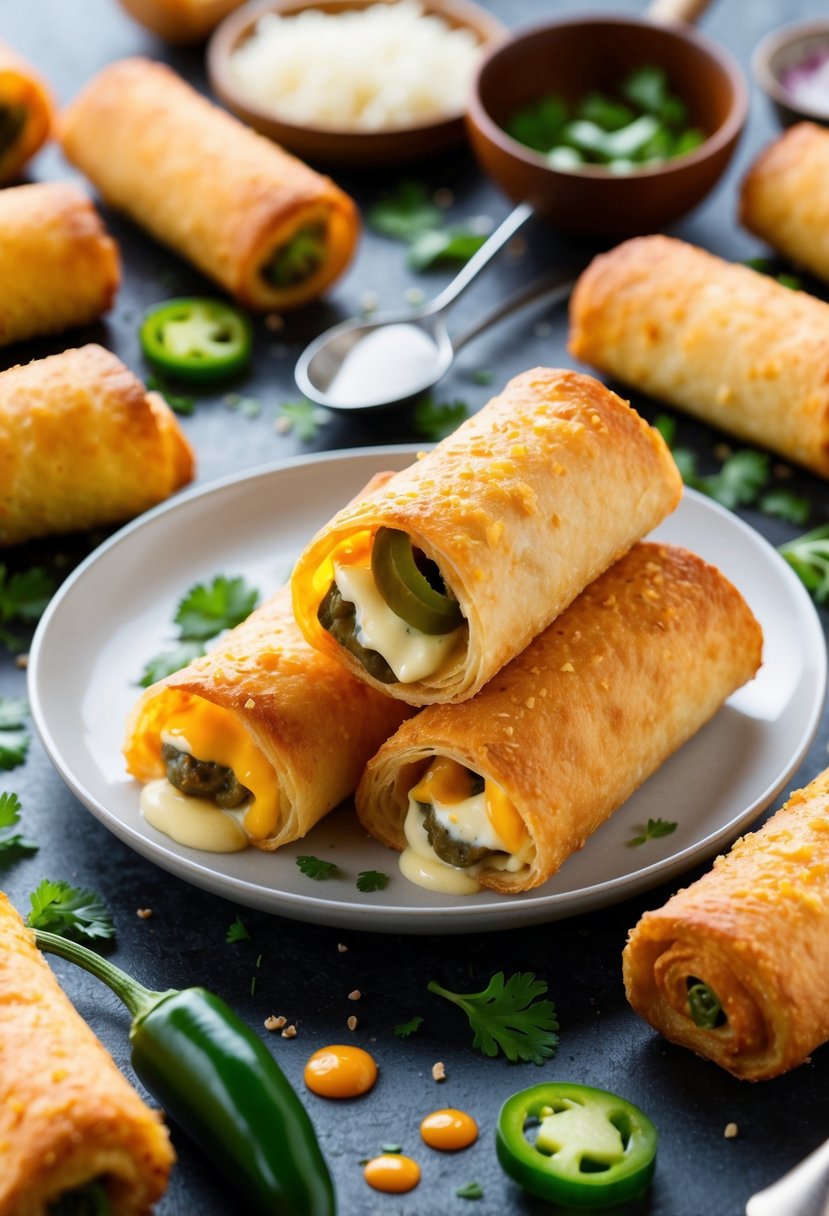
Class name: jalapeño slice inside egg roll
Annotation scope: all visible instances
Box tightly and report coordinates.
[124,585,413,853]
[58,57,358,312]
[569,234,829,478]
[0,892,174,1214]
[292,368,682,707]
[0,182,120,347]
[0,344,194,546]
[0,40,54,184]
[355,543,763,895]
[623,768,829,1081]
[740,122,829,287]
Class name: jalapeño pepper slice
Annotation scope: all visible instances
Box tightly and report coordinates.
[140,297,253,383]
[496,1082,657,1209]
[371,527,463,635]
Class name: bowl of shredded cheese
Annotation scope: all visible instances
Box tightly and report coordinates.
[208,0,506,165]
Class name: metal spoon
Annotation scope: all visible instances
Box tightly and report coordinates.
[294,201,534,412]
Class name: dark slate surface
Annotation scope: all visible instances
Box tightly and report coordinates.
[3,1,829,1214]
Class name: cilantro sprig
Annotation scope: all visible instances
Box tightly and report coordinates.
[0,564,55,652]
[780,524,829,603]
[0,792,38,862]
[296,855,339,880]
[0,697,30,771]
[139,574,259,686]
[226,914,252,943]
[367,182,486,271]
[275,399,329,443]
[413,396,469,442]
[394,1015,424,1038]
[356,869,389,893]
[27,879,114,942]
[627,817,678,847]
[427,971,559,1064]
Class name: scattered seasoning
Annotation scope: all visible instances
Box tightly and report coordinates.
[264,1015,287,1031]
[347,1015,358,1031]
[724,1122,738,1139]
[244,697,256,709]
[337,943,349,953]
[348,989,362,1001]
[265,312,285,332]
[250,976,257,997]
[136,908,153,920]
[404,286,426,306]
[359,289,379,315]
[14,654,28,669]
[282,1024,298,1039]
[433,187,454,208]
[432,1061,447,1082]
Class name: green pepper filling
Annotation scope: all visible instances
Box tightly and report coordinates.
[415,769,489,868]
[50,1181,113,1216]
[371,528,463,635]
[687,977,726,1029]
[162,742,251,808]
[317,583,396,683]
[262,223,327,289]
[0,103,26,157]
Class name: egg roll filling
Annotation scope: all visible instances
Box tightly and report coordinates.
[261,221,328,289]
[686,978,727,1030]
[50,1181,113,1215]
[162,742,251,808]
[0,102,26,155]
[318,527,466,684]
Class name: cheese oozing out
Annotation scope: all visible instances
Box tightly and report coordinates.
[399,756,530,895]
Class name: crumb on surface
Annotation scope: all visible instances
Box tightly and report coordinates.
[136,908,153,920]
[348,989,362,1001]
[281,1024,298,1039]
[337,942,349,953]
[15,654,28,669]
[265,1014,287,1031]
[724,1122,738,1139]
[347,1015,358,1031]
[432,1061,446,1082]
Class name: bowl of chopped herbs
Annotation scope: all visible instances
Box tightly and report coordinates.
[466,12,747,237]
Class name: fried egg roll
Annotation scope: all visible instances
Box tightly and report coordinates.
[0,40,53,184]
[292,367,682,707]
[569,234,829,477]
[0,182,120,347]
[0,344,194,546]
[124,583,413,853]
[0,892,173,1215]
[59,57,358,312]
[356,543,762,894]
[740,122,829,286]
[624,767,829,1081]
[118,0,245,44]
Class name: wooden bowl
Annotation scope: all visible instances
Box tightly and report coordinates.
[466,13,748,239]
[207,0,506,167]
[752,20,829,128]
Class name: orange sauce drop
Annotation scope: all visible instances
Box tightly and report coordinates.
[364,1153,421,1193]
[303,1045,378,1098]
[420,1107,478,1151]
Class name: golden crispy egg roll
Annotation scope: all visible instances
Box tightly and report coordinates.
[569,234,829,477]
[0,181,120,347]
[624,767,829,1081]
[0,344,194,546]
[291,367,682,707]
[124,583,413,853]
[59,57,358,312]
[740,122,829,285]
[356,542,762,894]
[0,40,53,184]
[0,891,173,1214]
[118,0,245,44]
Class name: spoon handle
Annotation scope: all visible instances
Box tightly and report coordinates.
[646,0,713,24]
[422,201,534,319]
[450,271,576,355]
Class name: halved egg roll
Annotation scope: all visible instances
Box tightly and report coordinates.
[0,181,120,347]
[59,57,358,312]
[356,543,762,894]
[291,367,682,707]
[0,891,173,1214]
[118,0,245,44]
[0,344,194,546]
[0,40,53,184]
[569,234,829,477]
[740,122,829,285]
[124,583,413,853]
[624,767,829,1081]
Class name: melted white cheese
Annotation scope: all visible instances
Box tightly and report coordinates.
[141,779,249,853]
[399,799,481,894]
[334,561,462,683]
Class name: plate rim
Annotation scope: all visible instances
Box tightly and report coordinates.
[28,444,828,932]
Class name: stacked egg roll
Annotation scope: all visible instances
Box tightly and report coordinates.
[118,0,245,43]
[0,344,194,546]
[125,581,413,852]
[356,543,762,894]
[59,58,358,312]
[624,767,829,1081]
[740,122,829,285]
[292,367,682,707]
[569,234,829,477]
[0,182,120,347]
[0,892,174,1214]
[0,40,53,184]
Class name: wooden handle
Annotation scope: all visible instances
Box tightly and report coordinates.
[646,0,714,24]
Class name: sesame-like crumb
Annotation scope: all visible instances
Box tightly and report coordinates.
[348,989,361,1001]
[432,1062,446,1082]
[265,312,284,332]
[281,1024,298,1038]
[724,1123,738,1139]
[136,908,153,920]
[244,698,256,709]
[337,943,349,953]
[265,1015,287,1032]
[14,654,28,669]
[560,662,575,673]
[274,415,292,434]
[347,1015,358,1031]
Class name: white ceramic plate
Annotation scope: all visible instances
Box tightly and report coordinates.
[29,446,826,933]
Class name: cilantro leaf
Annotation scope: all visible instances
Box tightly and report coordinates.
[0,791,38,862]
[146,374,195,416]
[696,450,770,509]
[471,369,495,386]
[175,575,259,641]
[367,182,442,242]
[653,413,677,447]
[226,914,252,943]
[627,817,678,847]
[456,1182,484,1200]
[27,879,114,941]
[296,855,339,880]
[139,639,206,688]
[413,396,469,442]
[758,488,810,527]
[276,399,328,443]
[780,523,829,603]
[356,869,389,893]
[0,565,56,651]
[394,1015,424,1038]
[0,697,29,771]
[407,228,487,272]
[427,971,559,1064]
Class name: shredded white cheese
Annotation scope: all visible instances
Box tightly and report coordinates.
[228,1,482,131]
